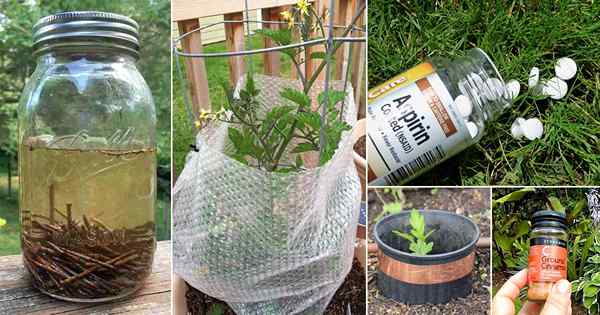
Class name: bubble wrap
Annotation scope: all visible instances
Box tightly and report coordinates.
[173,74,361,315]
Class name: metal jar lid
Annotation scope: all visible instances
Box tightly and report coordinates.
[32,11,139,57]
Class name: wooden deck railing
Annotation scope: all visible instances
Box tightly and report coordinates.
[173,0,366,118]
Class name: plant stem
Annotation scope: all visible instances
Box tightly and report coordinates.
[304,3,365,94]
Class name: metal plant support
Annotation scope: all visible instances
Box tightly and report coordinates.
[173,2,366,136]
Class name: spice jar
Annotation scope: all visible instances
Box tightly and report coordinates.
[527,210,568,302]
[367,48,511,185]
[18,11,156,302]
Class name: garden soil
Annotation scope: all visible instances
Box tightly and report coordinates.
[367,188,491,314]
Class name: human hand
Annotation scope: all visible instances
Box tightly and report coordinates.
[492,268,572,315]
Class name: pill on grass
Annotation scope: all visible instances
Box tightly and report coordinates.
[511,117,526,139]
[528,67,540,89]
[466,121,479,138]
[505,79,521,99]
[454,95,473,117]
[542,77,568,100]
[555,57,577,80]
[523,118,544,140]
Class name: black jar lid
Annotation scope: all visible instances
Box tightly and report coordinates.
[532,210,567,230]
[32,11,139,57]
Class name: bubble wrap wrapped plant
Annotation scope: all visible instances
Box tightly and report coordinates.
[173,74,361,314]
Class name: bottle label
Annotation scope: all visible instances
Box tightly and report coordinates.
[367,62,470,185]
[528,243,567,283]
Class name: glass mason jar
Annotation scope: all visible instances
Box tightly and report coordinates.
[527,210,568,302]
[367,48,511,185]
[18,12,156,302]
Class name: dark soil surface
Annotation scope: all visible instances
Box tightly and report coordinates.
[354,135,366,159]
[325,259,367,315]
[186,259,366,315]
[367,188,491,315]
[186,285,234,315]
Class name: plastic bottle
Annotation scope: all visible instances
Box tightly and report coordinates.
[527,210,568,302]
[367,48,511,185]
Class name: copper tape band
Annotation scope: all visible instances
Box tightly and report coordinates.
[356,224,366,239]
[378,251,475,285]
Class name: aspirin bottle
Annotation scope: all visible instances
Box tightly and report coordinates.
[367,48,511,185]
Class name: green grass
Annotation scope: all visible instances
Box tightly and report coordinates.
[0,178,20,256]
[173,35,292,176]
[369,0,600,185]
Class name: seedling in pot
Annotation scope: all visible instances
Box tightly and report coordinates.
[392,210,436,256]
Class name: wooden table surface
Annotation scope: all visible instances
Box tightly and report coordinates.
[0,240,171,315]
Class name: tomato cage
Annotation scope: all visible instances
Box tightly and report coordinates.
[172,1,366,314]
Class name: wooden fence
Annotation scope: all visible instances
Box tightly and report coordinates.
[173,0,366,118]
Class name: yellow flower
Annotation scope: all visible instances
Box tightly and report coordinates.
[199,109,210,120]
[297,0,310,15]
[194,120,202,129]
[281,10,294,28]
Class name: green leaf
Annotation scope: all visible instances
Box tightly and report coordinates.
[569,199,586,221]
[548,196,565,212]
[515,221,530,239]
[494,232,514,253]
[228,127,244,150]
[254,28,293,46]
[280,88,310,108]
[410,239,434,256]
[309,51,335,63]
[296,112,321,130]
[295,155,304,168]
[261,106,296,135]
[0,217,6,227]
[382,203,403,216]
[584,296,596,309]
[291,142,317,153]
[492,188,535,208]
[393,230,415,243]
[423,229,435,240]
[208,304,225,315]
[317,90,347,108]
[584,284,600,297]
[409,210,426,235]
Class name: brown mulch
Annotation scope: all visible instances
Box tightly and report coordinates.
[186,259,366,314]
[367,188,491,315]
[324,258,367,315]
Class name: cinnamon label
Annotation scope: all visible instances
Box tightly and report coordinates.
[528,243,567,282]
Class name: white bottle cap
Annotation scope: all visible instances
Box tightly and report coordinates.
[555,57,577,80]
[454,94,473,117]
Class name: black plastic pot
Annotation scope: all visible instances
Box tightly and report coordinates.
[374,210,480,304]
